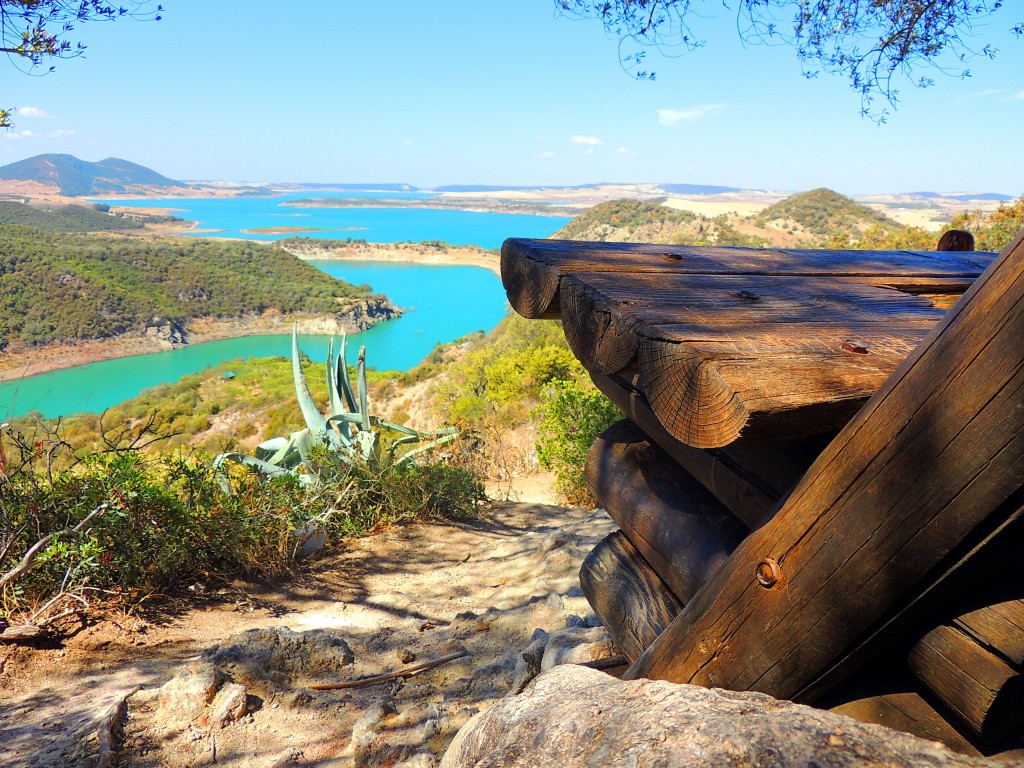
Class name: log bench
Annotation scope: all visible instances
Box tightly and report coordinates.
[501,234,1024,756]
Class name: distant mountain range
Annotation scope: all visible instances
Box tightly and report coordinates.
[0,153,1013,202]
[0,154,184,196]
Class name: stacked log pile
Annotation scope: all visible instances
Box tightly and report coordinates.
[501,235,1024,756]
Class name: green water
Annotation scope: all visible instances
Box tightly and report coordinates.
[0,261,508,419]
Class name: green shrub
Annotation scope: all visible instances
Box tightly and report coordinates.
[0,421,482,625]
[535,379,621,506]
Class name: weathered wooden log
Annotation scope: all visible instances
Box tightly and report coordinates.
[591,374,827,527]
[830,690,982,756]
[955,598,1024,667]
[624,229,1024,701]
[579,530,684,663]
[586,420,747,604]
[562,270,947,447]
[440,665,998,768]
[909,624,1024,745]
[500,238,995,320]
[559,270,945,375]
[821,660,983,756]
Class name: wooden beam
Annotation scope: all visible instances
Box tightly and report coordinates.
[909,624,1024,744]
[591,373,829,528]
[501,238,995,320]
[562,271,946,447]
[831,691,982,757]
[579,530,684,664]
[585,420,747,604]
[623,229,1024,700]
[955,598,1024,667]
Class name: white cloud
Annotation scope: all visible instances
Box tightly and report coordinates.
[535,151,555,159]
[617,146,634,155]
[657,104,727,126]
[580,148,595,155]
[570,134,603,145]
[403,139,413,145]
[3,130,39,140]
[1015,90,1024,100]
[16,106,55,119]
[46,129,75,138]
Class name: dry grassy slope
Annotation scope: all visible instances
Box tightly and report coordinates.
[552,189,904,247]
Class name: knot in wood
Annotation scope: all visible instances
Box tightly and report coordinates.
[662,252,683,261]
[841,340,869,354]
[735,290,760,301]
[756,558,782,588]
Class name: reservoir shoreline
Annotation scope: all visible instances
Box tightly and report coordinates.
[0,298,401,384]
[0,239,505,385]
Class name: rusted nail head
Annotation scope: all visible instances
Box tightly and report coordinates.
[756,558,782,588]
[662,252,683,260]
[841,341,869,354]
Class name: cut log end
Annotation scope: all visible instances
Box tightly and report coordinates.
[501,239,561,319]
[639,338,749,449]
[560,278,640,374]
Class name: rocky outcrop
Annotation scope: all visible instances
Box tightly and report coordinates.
[144,316,188,346]
[442,665,1001,768]
[328,295,403,333]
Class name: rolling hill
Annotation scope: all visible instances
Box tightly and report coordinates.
[0,154,186,196]
[553,189,905,247]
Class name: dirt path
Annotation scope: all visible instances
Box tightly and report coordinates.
[0,492,615,767]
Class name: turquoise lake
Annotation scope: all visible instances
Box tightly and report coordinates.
[109,191,568,249]
[0,195,572,419]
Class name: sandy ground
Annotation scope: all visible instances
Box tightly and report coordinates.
[0,475,617,768]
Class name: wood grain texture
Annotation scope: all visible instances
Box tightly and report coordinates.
[500,237,995,319]
[591,373,828,527]
[560,270,945,447]
[623,229,1024,701]
[909,624,1024,744]
[579,530,684,663]
[956,600,1024,667]
[830,691,982,757]
[585,420,748,604]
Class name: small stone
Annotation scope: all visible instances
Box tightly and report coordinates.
[156,661,224,721]
[209,682,247,727]
[397,648,417,664]
[540,627,615,671]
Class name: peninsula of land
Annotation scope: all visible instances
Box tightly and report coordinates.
[278,237,501,275]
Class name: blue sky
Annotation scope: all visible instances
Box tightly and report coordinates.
[2,1,1022,194]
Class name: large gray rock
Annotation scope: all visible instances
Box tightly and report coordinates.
[441,665,1000,768]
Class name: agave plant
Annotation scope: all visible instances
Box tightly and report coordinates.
[214,325,459,492]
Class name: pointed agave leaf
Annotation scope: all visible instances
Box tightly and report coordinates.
[337,333,359,413]
[393,431,460,465]
[255,436,291,462]
[328,338,353,442]
[292,325,341,450]
[292,324,329,434]
[212,452,315,493]
[326,338,347,416]
[356,345,370,431]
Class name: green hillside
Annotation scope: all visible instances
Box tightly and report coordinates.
[0,200,159,232]
[0,224,373,347]
[553,188,906,247]
[754,187,901,237]
[553,199,703,242]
